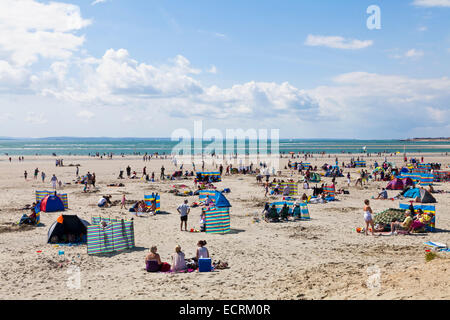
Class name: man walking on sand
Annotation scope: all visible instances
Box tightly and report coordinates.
[177,199,190,231]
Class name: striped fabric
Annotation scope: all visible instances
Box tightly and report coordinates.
[204,207,230,234]
[197,172,221,181]
[144,194,161,212]
[270,201,310,220]
[301,163,312,169]
[420,174,434,186]
[270,182,298,196]
[399,204,436,232]
[323,186,336,200]
[35,191,68,209]
[199,190,217,202]
[417,163,432,170]
[354,161,366,167]
[434,171,449,182]
[397,173,421,182]
[300,203,310,220]
[412,168,427,175]
[87,218,135,255]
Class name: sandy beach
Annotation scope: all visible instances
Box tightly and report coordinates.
[0,152,449,300]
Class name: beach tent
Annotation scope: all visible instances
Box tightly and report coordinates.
[87,217,135,255]
[402,177,415,188]
[40,195,65,213]
[144,194,161,213]
[403,188,436,203]
[386,178,404,190]
[400,167,409,174]
[36,191,68,209]
[214,191,231,208]
[47,215,89,243]
[399,204,436,232]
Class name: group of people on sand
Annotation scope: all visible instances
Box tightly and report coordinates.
[145,240,211,273]
[362,199,432,236]
[262,201,307,223]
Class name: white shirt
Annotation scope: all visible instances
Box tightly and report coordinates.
[98,198,107,206]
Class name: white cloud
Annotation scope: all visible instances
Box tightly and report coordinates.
[405,49,424,58]
[307,72,450,133]
[25,112,47,124]
[207,65,217,74]
[92,0,108,5]
[390,49,424,60]
[0,0,91,67]
[77,110,95,120]
[412,0,450,7]
[305,35,373,50]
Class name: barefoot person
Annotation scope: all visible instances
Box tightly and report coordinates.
[363,199,375,236]
[145,246,162,272]
[177,199,190,231]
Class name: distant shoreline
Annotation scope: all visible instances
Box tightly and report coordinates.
[401,138,450,142]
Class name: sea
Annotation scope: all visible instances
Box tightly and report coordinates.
[0,138,449,156]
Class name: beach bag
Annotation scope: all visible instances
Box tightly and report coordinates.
[160,262,171,272]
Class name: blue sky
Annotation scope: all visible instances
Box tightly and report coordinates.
[0,0,449,138]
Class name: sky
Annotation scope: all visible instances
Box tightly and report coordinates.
[0,0,449,139]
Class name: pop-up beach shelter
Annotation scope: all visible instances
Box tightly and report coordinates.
[40,195,65,212]
[36,191,68,209]
[403,188,436,203]
[386,178,404,190]
[47,215,89,243]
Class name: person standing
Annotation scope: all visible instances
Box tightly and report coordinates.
[41,171,46,183]
[50,174,58,190]
[177,199,190,231]
[76,166,79,177]
[24,171,28,180]
[34,168,39,180]
[363,199,375,236]
[160,166,165,180]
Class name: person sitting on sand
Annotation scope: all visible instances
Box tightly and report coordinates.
[375,188,388,200]
[145,246,162,272]
[268,204,280,222]
[171,245,187,272]
[196,240,209,260]
[98,196,108,208]
[390,211,414,235]
[280,203,289,221]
